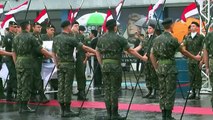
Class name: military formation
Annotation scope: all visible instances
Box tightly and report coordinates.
[0,16,212,120]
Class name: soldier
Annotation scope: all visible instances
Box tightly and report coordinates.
[203,30,213,110]
[150,18,201,120]
[13,21,52,113]
[134,24,159,99]
[73,25,88,100]
[0,50,14,99]
[96,19,147,120]
[2,21,18,101]
[41,24,55,41]
[52,21,97,117]
[182,22,204,99]
[30,22,49,103]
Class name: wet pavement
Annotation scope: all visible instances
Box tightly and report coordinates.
[1,75,213,120]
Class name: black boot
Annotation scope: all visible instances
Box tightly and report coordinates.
[143,87,152,98]
[165,110,176,120]
[59,103,65,117]
[195,89,200,99]
[77,91,88,101]
[29,94,38,103]
[188,89,196,99]
[112,107,126,120]
[39,92,49,104]
[0,79,5,99]
[64,102,79,117]
[162,110,166,120]
[149,89,157,99]
[19,101,35,113]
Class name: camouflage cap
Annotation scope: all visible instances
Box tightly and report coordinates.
[20,20,30,27]
[148,23,156,29]
[33,22,41,26]
[71,20,79,26]
[106,19,117,29]
[191,21,200,27]
[79,25,86,31]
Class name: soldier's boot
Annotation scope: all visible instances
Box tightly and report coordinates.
[143,87,152,98]
[148,89,157,99]
[64,102,79,117]
[0,79,5,99]
[165,110,176,120]
[29,93,38,103]
[112,107,126,120]
[195,89,201,100]
[188,89,196,99]
[38,91,49,104]
[77,91,88,101]
[162,110,166,120]
[59,103,65,117]
[19,101,35,113]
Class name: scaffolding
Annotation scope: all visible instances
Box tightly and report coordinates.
[200,0,213,93]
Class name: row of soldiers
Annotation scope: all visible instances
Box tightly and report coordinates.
[0,17,212,120]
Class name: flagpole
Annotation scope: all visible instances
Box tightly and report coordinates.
[116,0,125,21]
[41,0,51,23]
[74,0,85,19]
[155,0,167,34]
[24,0,32,20]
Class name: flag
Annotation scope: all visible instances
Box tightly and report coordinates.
[0,15,15,35]
[5,0,29,15]
[196,0,204,6]
[102,9,113,32]
[146,5,153,21]
[34,9,48,23]
[68,8,80,23]
[181,3,198,22]
[115,0,124,17]
[0,4,4,14]
[148,0,165,19]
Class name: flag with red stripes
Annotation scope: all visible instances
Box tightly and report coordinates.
[5,0,29,15]
[34,9,48,23]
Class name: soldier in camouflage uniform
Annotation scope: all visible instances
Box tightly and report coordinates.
[2,21,18,101]
[150,18,201,120]
[52,21,97,117]
[13,21,52,113]
[203,31,213,110]
[96,19,147,120]
[30,22,49,103]
[41,24,55,41]
[72,25,88,100]
[182,22,204,99]
[134,24,159,99]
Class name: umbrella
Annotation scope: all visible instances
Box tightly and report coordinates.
[77,11,113,26]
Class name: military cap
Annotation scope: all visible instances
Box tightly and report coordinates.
[71,20,79,26]
[106,19,117,28]
[79,25,86,31]
[20,20,30,27]
[9,21,17,26]
[191,21,200,27]
[148,23,156,29]
[162,18,173,26]
[33,22,41,26]
[47,23,55,29]
[61,20,71,28]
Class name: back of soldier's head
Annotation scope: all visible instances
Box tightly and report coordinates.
[91,30,98,37]
[106,19,117,32]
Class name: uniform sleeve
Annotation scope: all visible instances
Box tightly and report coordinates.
[70,37,83,49]
[121,37,130,51]
[182,35,187,46]
[12,36,17,53]
[203,33,209,50]
[2,35,9,48]
[31,35,42,53]
[173,38,180,50]
[52,37,57,53]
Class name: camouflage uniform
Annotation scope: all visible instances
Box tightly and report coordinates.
[41,34,53,41]
[52,32,83,104]
[2,32,17,100]
[31,32,48,102]
[141,34,159,97]
[152,32,179,111]
[203,31,213,108]
[74,33,87,100]
[96,31,130,119]
[13,30,42,103]
[182,33,204,98]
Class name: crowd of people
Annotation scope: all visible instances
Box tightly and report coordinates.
[0,17,212,120]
